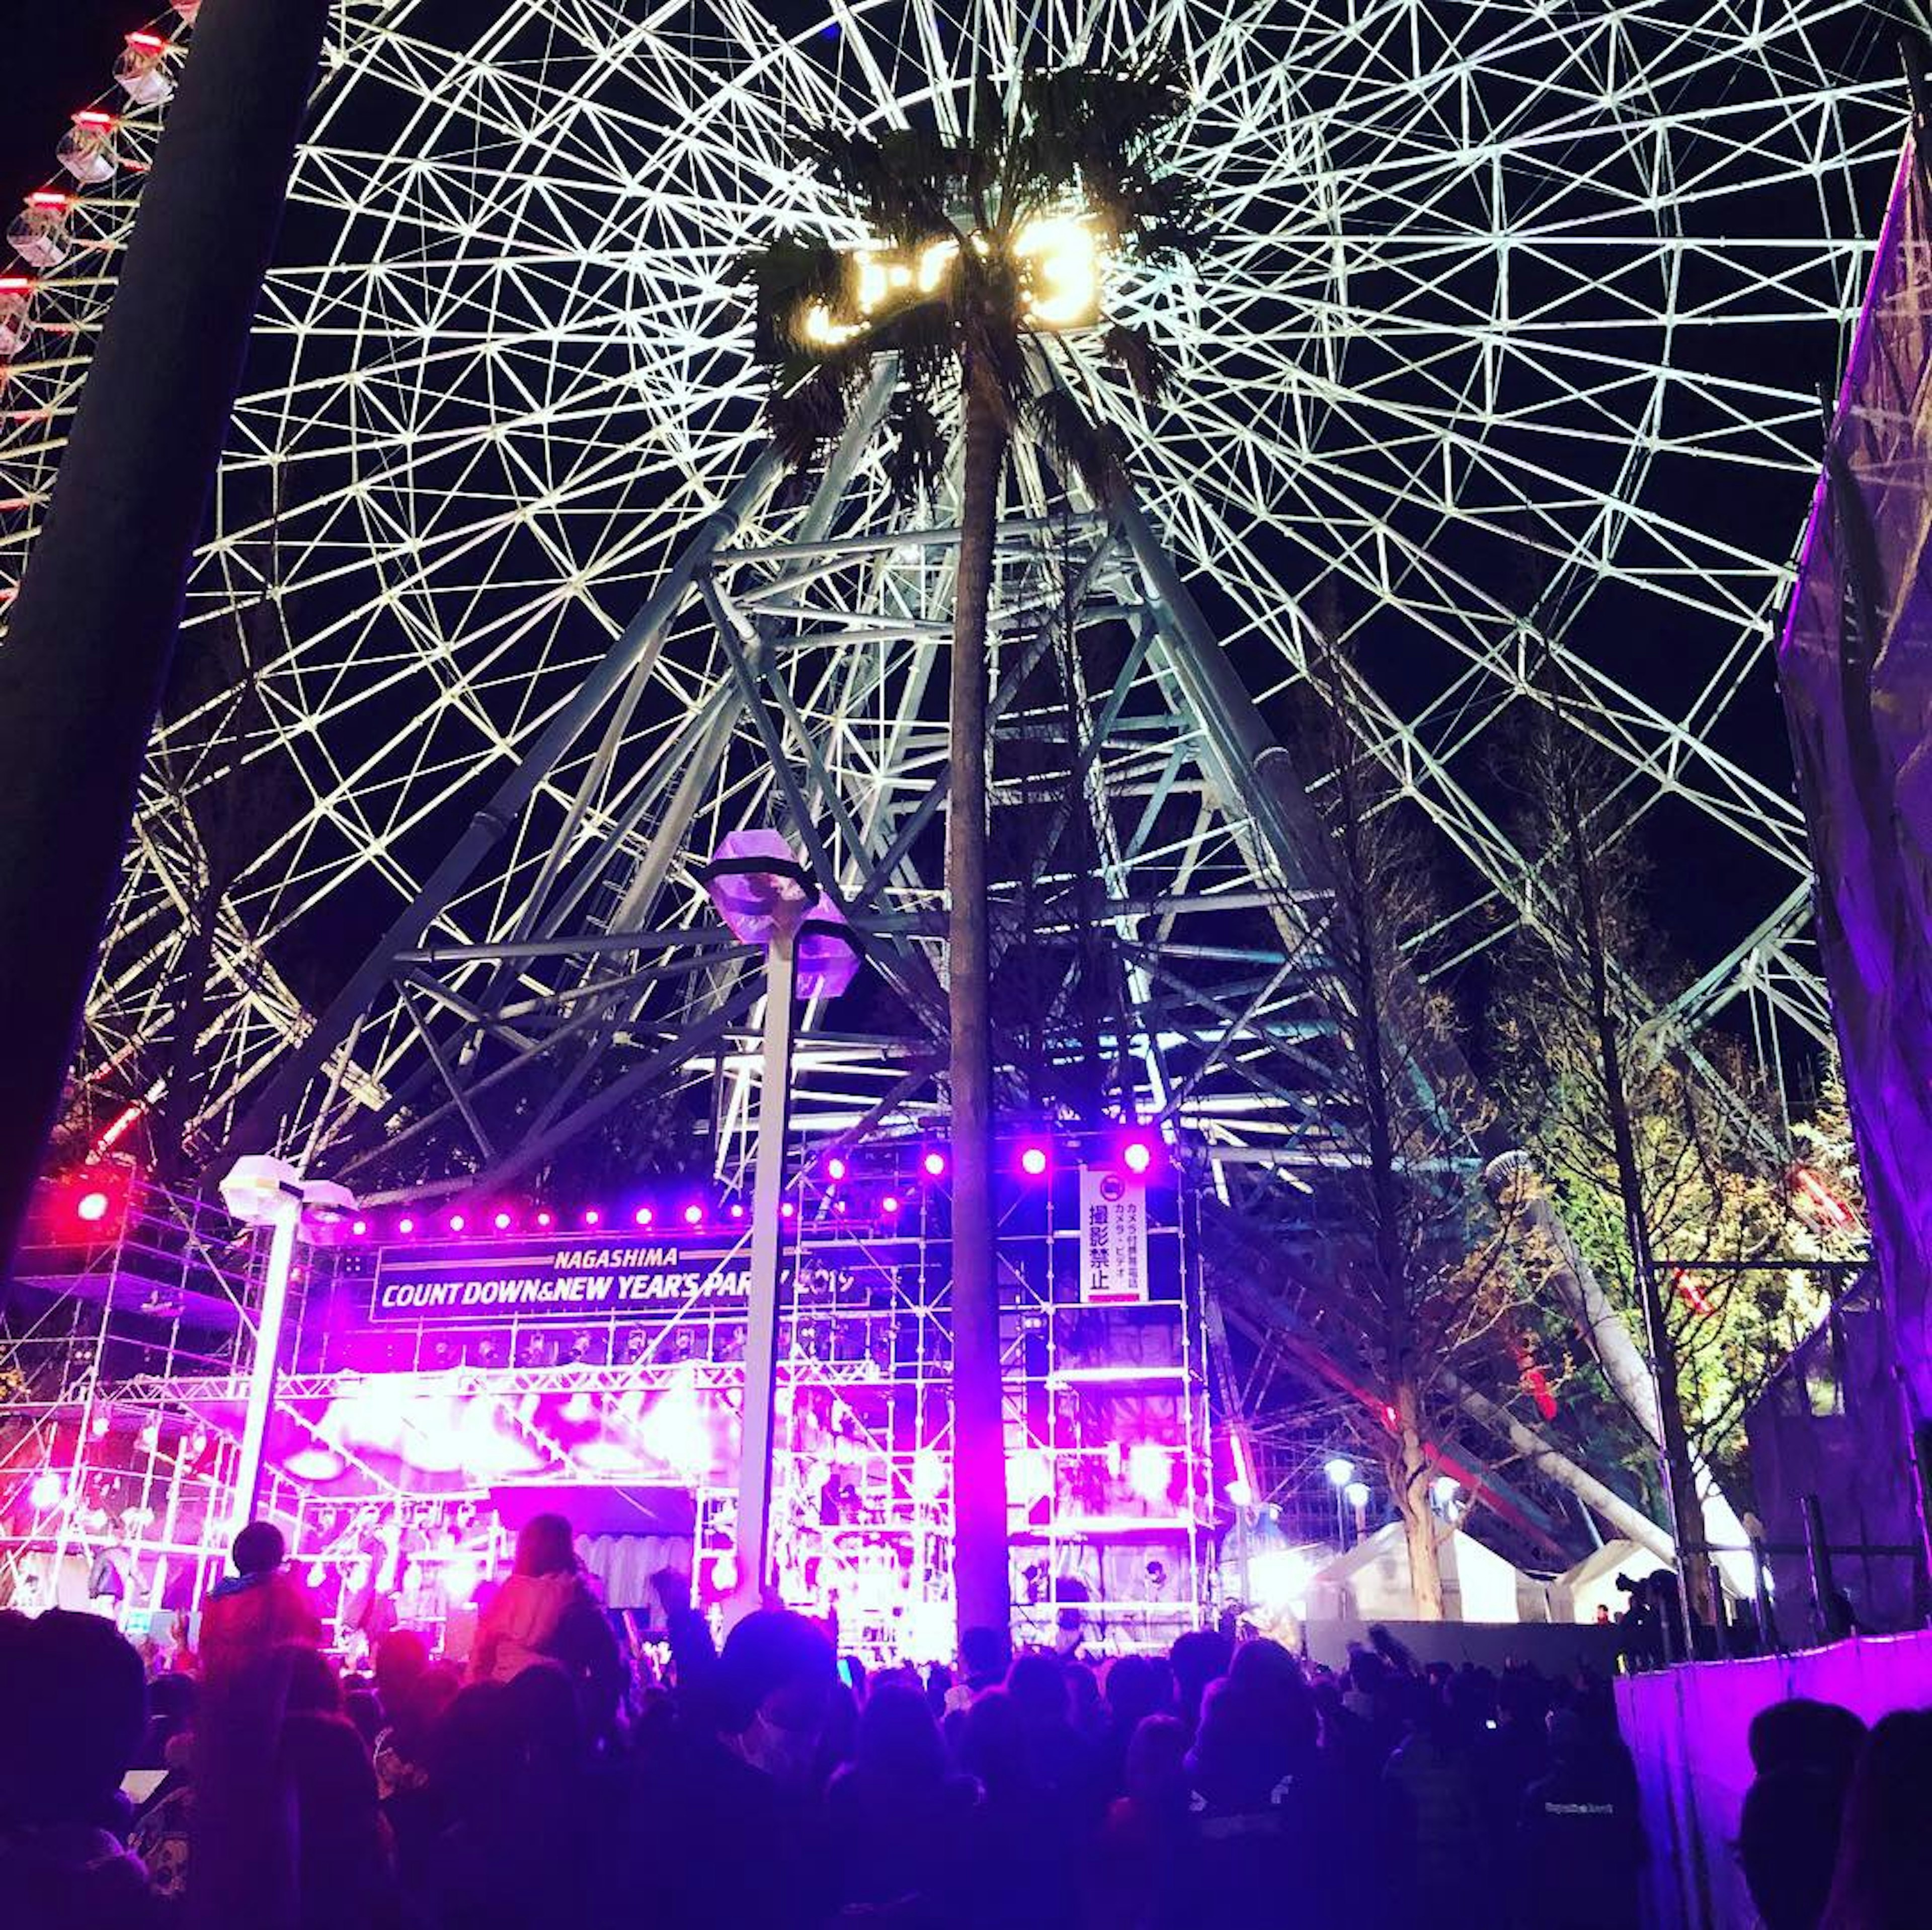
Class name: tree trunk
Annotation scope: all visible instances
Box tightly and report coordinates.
[948,358,1011,1646]
[1555,769,1712,1627]
[0,0,329,1275]
[1392,1377,1445,1619]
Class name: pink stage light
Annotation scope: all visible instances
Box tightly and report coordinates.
[493,1211,512,1232]
[75,1188,111,1224]
[350,1219,368,1237]
[682,1203,703,1226]
[729,1202,745,1220]
[634,1206,654,1227]
[1122,1138,1154,1175]
[921,1149,947,1178]
[1020,1145,1049,1177]
[583,1208,601,1227]
[780,1201,796,1220]
[536,1211,553,1229]
[398,1217,416,1235]
[29,1471,63,1511]
[881,1194,901,1216]
[448,1213,466,1233]
[1125,1442,1174,1505]
[826,1155,848,1182]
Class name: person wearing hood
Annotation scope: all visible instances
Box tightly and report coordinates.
[469,1512,624,1735]
[199,1520,324,1685]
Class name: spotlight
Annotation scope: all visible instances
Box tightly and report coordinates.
[1122,1138,1153,1175]
[75,1189,111,1224]
[1344,1479,1372,1510]
[448,1213,465,1233]
[398,1217,416,1235]
[682,1203,704,1227]
[535,1211,553,1229]
[1323,1456,1355,1488]
[493,1212,512,1232]
[1125,1442,1174,1505]
[780,1201,796,1220]
[28,1471,62,1511]
[826,1155,848,1182]
[583,1208,602,1227]
[634,1207,654,1228]
[922,1149,947,1179]
[350,1219,368,1237]
[729,1202,745,1220]
[881,1194,901,1216]
[1020,1145,1049,1177]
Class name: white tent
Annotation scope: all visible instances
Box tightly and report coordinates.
[1553,1537,1668,1625]
[1304,1521,1524,1624]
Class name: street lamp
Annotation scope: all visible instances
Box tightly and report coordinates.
[1323,1455,1356,1548]
[220,1155,357,1531]
[1343,1478,1372,1545]
[697,830,861,1625]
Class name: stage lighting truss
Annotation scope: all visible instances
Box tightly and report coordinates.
[0,1165,1217,1655]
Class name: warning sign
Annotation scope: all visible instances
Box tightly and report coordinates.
[1079,1167,1149,1306]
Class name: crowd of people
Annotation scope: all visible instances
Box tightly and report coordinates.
[0,1511,1920,1929]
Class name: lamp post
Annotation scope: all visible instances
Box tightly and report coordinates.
[1343,1479,1372,1546]
[698,831,860,1625]
[219,1156,356,1531]
[1324,1456,1355,1548]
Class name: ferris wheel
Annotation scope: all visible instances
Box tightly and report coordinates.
[48,0,1910,1185]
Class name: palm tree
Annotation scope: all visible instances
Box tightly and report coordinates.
[740,61,1203,1641]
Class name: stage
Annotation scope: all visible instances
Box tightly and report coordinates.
[2,1140,1219,1662]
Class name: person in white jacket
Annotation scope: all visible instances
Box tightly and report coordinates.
[470,1513,624,1735]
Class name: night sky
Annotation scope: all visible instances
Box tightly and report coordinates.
[1,4,1904,1079]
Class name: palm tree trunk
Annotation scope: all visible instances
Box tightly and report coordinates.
[1392,1377,1445,1620]
[0,0,328,1274]
[949,358,1011,1645]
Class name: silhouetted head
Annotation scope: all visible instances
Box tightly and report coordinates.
[854,1679,947,1785]
[1125,1713,1189,1814]
[1749,1699,1866,1780]
[958,1625,1011,1687]
[1820,1710,1932,1930]
[373,1629,430,1713]
[512,1512,576,1578]
[0,1610,146,1828]
[715,1610,837,1785]
[232,1520,285,1576]
[1106,1653,1174,1728]
[1007,1653,1071,1727]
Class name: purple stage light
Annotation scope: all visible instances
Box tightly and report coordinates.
[583,1208,602,1227]
[1122,1138,1153,1175]
[1020,1145,1049,1177]
[350,1218,368,1237]
[922,1149,947,1178]
[398,1216,416,1235]
[826,1155,848,1182]
[493,1211,512,1232]
[882,1194,901,1216]
[780,1201,796,1220]
[634,1206,654,1228]
[536,1210,553,1229]
[729,1202,745,1220]
[682,1202,704,1227]
[448,1213,466,1233]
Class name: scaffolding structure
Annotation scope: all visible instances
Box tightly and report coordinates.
[1,1142,1215,1661]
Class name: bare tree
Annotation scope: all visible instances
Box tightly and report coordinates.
[1493,712,1834,1618]
[1294,631,1530,1617]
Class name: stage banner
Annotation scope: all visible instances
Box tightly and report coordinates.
[370,1237,757,1323]
[1079,1167,1149,1306]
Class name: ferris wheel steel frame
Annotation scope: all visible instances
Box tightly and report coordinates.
[0,1,1911,1190]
